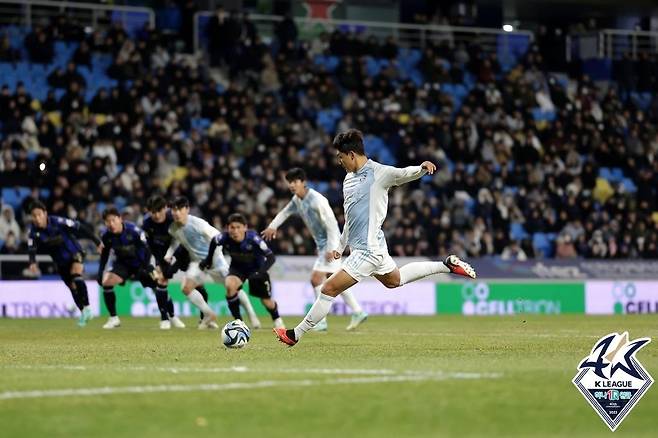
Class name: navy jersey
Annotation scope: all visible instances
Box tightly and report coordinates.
[142,211,174,262]
[99,222,151,272]
[214,230,273,273]
[28,215,98,266]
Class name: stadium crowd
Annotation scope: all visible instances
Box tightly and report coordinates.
[1,10,658,263]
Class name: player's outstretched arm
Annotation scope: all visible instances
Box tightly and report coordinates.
[380,161,436,187]
[263,200,297,240]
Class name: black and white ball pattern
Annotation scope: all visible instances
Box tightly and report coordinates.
[221,320,251,348]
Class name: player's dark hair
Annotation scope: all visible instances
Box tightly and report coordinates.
[102,206,121,220]
[30,200,47,212]
[227,213,247,225]
[171,196,190,209]
[146,195,167,212]
[285,168,306,182]
[333,129,365,155]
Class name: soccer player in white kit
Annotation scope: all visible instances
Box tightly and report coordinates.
[164,196,260,329]
[262,167,368,331]
[274,129,476,346]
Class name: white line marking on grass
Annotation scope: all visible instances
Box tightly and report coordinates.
[5,365,88,371]
[1,364,502,380]
[0,372,501,400]
[2,364,400,376]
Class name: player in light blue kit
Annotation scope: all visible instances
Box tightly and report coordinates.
[262,167,368,331]
[275,129,477,346]
[164,197,260,329]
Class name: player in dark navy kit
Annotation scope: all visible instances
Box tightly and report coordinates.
[143,195,212,329]
[98,207,168,329]
[28,201,100,327]
[201,213,285,329]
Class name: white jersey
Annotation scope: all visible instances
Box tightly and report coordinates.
[268,188,340,252]
[339,159,427,254]
[166,215,220,262]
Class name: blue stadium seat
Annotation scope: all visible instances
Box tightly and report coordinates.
[531,108,557,122]
[312,55,339,73]
[1,187,31,210]
[364,56,381,77]
[599,167,624,183]
[316,109,342,134]
[364,135,396,166]
[621,178,637,193]
[509,222,529,241]
[307,181,329,193]
[630,92,652,111]
[532,232,553,258]
[191,118,211,131]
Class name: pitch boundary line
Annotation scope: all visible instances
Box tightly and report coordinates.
[1,364,502,379]
[0,372,501,400]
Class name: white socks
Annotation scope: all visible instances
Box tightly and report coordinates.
[314,284,362,314]
[399,261,450,286]
[294,293,335,340]
[187,289,215,315]
[237,290,257,319]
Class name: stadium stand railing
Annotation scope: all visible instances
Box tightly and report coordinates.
[566,28,658,61]
[194,11,534,67]
[598,29,658,60]
[0,0,154,34]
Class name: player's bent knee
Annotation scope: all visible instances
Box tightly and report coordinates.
[383,279,400,289]
[310,272,325,287]
[320,283,340,297]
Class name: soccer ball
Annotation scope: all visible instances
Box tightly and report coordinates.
[221,320,251,348]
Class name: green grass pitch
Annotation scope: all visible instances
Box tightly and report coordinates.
[1,315,657,437]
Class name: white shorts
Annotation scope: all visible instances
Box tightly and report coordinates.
[184,252,228,285]
[342,250,397,282]
[312,252,342,274]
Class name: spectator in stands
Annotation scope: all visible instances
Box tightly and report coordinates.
[48,62,86,89]
[0,230,19,254]
[72,40,92,67]
[89,88,112,114]
[275,13,298,52]
[58,81,85,121]
[24,25,54,64]
[501,240,528,261]
[0,34,20,62]
[0,205,21,243]
[555,233,578,258]
[4,16,658,262]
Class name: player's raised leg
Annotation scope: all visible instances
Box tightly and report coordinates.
[374,255,476,288]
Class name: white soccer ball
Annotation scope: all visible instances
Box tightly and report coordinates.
[221,320,251,348]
